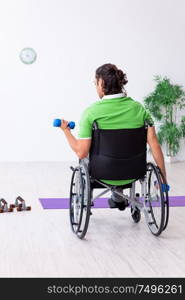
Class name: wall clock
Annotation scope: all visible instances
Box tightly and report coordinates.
[20,47,37,64]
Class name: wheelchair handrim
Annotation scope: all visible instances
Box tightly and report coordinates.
[146,163,165,236]
[157,167,169,231]
[69,167,84,234]
[69,163,91,239]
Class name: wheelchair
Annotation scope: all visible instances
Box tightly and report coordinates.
[69,122,169,239]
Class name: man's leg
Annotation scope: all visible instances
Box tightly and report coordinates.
[112,187,125,202]
[82,157,128,211]
[108,187,129,211]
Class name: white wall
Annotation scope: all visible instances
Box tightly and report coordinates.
[0,0,184,161]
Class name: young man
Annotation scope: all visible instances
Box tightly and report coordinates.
[60,63,167,210]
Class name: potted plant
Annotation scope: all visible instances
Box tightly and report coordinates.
[144,76,185,162]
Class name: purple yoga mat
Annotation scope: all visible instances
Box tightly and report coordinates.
[39,196,185,209]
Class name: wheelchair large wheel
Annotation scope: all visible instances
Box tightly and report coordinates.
[157,166,169,231]
[69,161,91,239]
[144,162,168,236]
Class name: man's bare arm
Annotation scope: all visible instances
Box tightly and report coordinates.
[60,119,91,159]
[147,126,167,181]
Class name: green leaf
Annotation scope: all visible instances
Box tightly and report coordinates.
[143,76,185,156]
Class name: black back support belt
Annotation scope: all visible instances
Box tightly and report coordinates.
[89,125,147,180]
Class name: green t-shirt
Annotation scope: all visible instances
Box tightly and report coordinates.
[78,95,154,186]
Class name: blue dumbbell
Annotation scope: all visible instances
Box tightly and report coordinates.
[162,183,170,192]
[53,119,75,129]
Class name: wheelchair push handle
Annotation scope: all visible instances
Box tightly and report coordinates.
[53,119,75,129]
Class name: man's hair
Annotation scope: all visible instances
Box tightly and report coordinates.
[95,63,128,95]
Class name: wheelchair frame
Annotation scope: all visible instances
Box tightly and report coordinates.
[69,160,169,239]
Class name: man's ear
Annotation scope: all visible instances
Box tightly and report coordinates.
[98,78,104,89]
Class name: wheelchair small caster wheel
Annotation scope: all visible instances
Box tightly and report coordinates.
[131,207,141,223]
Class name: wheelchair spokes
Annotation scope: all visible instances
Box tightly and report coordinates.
[69,162,91,239]
[69,168,83,233]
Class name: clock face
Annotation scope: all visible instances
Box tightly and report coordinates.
[20,48,37,64]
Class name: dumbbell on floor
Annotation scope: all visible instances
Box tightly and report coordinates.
[0,198,14,213]
[10,196,31,212]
